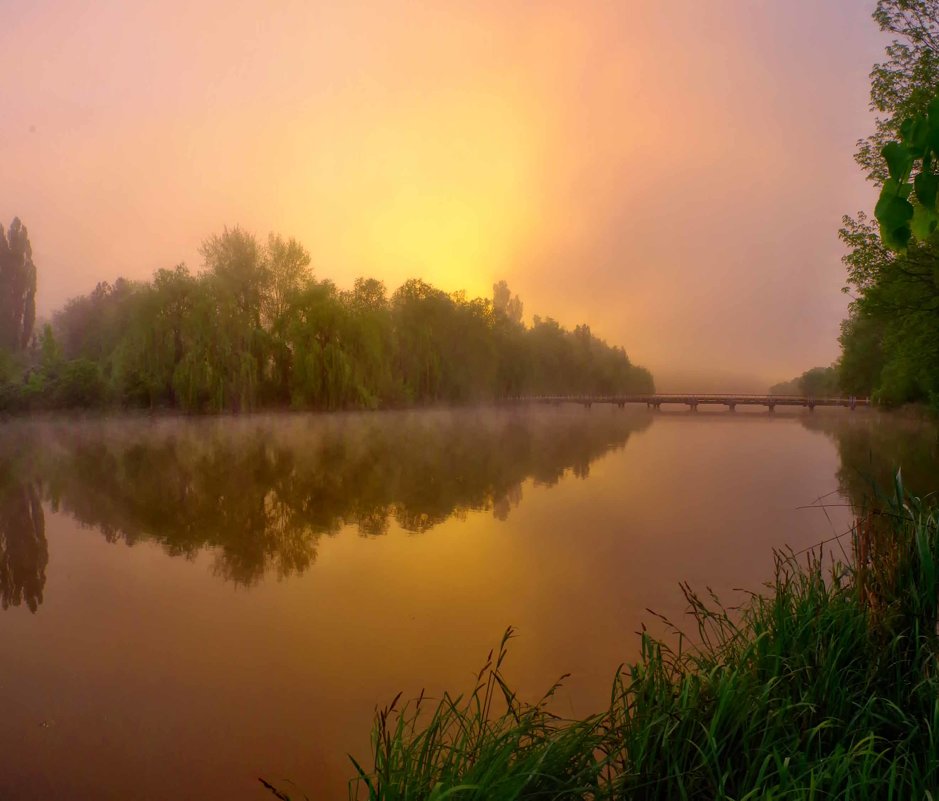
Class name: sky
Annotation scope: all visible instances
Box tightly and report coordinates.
[1,1,890,390]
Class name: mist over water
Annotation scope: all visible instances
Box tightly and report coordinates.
[0,406,935,799]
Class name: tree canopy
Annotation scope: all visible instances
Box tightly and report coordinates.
[837,1,939,408]
[0,218,37,353]
[0,226,653,413]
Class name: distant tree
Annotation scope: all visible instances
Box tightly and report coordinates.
[492,280,523,324]
[769,366,841,398]
[265,233,311,326]
[351,277,387,310]
[0,218,37,352]
[201,227,268,327]
[7,225,654,412]
[801,367,841,397]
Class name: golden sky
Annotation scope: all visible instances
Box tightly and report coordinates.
[1,1,887,388]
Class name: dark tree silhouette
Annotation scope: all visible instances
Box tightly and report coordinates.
[0,218,37,351]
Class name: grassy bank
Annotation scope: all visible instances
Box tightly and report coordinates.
[266,480,939,800]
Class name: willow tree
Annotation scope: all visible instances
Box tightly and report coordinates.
[0,218,37,352]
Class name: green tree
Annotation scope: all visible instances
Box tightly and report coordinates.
[0,218,37,352]
[856,1,939,181]
[838,3,939,408]
[9,224,654,412]
[492,280,523,324]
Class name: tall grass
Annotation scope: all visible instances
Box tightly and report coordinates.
[265,480,939,800]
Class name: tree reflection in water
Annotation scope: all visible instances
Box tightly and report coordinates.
[2,409,937,614]
[801,412,939,508]
[0,408,653,608]
[0,468,46,612]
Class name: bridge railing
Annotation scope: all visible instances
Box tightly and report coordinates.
[516,394,871,404]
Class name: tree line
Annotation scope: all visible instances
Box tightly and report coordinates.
[0,225,653,412]
[777,2,939,409]
[768,366,841,398]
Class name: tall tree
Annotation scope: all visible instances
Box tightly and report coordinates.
[838,2,939,407]
[492,280,523,324]
[0,218,37,351]
[856,1,939,180]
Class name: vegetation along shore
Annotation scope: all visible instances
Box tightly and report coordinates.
[262,482,939,800]
[0,225,652,414]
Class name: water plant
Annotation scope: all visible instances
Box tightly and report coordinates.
[264,478,939,800]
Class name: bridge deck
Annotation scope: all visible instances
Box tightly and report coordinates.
[530,394,869,411]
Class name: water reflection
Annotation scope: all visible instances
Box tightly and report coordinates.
[0,476,46,612]
[0,409,653,608]
[3,408,937,615]
[801,412,939,505]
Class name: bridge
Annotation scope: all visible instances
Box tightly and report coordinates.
[530,394,869,412]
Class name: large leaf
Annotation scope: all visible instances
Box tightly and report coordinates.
[876,183,915,251]
[882,177,913,199]
[882,141,914,181]
[927,97,939,155]
[901,115,931,158]
[879,220,913,251]
[875,185,915,229]
[911,204,939,239]
[915,170,939,210]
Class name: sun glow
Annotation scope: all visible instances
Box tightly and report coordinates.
[295,89,542,300]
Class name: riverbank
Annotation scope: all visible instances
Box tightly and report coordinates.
[272,482,939,800]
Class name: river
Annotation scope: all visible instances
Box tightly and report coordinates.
[0,406,935,799]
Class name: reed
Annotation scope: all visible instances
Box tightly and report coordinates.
[265,480,939,800]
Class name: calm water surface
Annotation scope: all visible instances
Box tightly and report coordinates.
[0,406,935,799]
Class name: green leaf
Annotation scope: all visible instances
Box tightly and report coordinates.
[901,116,930,157]
[911,204,939,239]
[882,141,914,181]
[926,98,939,157]
[927,96,939,127]
[879,221,912,251]
[882,177,913,199]
[876,182,915,251]
[915,170,939,210]
[875,186,914,229]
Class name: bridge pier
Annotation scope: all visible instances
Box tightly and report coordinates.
[728,402,736,412]
[768,402,776,413]
[808,401,815,412]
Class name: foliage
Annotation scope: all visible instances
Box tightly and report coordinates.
[870,95,939,250]
[838,3,939,409]
[295,487,939,801]
[0,325,106,413]
[768,365,841,397]
[0,218,37,352]
[856,1,939,182]
[1,227,652,413]
[346,629,605,801]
